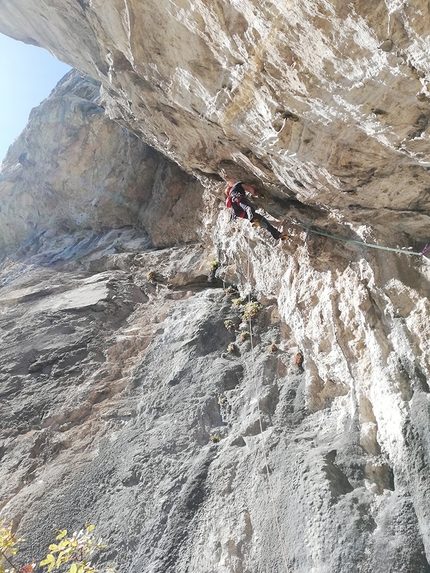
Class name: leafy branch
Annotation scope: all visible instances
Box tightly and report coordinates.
[0,522,117,573]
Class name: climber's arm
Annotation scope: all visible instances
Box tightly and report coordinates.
[241,183,257,196]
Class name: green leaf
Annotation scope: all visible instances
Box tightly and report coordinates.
[69,564,77,573]
[40,553,55,572]
[56,530,67,541]
[56,550,69,568]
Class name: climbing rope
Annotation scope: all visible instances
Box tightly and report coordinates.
[255,198,430,258]
[246,235,291,573]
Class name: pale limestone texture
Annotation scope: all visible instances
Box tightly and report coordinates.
[0,70,206,253]
[1,2,430,573]
[1,0,430,244]
[2,214,430,573]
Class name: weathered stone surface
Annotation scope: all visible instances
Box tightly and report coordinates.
[1,223,430,573]
[1,0,430,244]
[1,2,430,573]
[0,70,207,254]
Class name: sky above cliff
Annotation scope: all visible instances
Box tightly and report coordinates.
[0,33,71,162]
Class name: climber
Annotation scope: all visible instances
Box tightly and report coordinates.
[224,178,289,241]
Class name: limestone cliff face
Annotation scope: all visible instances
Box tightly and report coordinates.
[0,70,206,253]
[1,2,430,573]
[3,207,430,573]
[1,0,430,244]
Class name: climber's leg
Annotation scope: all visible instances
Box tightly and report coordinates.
[253,213,283,240]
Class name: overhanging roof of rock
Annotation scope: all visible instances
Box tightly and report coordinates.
[1,0,430,241]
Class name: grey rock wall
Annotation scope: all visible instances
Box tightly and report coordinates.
[2,224,430,573]
[0,2,430,573]
[0,70,206,255]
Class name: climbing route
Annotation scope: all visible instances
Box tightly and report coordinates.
[257,198,430,258]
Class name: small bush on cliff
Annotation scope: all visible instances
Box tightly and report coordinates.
[221,342,239,358]
[0,521,27,573]
[146,270,156,283]
[208,259,220,283]
[146,271,156,283]
[242,301,262,322]
[294,352,304,369]
[224,319,236,332]
[0,522,117,573]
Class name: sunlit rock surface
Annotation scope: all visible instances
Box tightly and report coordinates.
[0,70,205,253]
[0,2,430,572]
[1,0,430,244]
[2,215,430,573]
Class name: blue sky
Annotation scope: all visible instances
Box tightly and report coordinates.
[0,33,71,162]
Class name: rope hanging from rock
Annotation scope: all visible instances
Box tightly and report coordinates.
[262,201,429,258]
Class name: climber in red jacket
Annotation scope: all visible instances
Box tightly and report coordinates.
[224,178,289,241]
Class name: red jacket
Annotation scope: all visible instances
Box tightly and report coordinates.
[225,183,253,220]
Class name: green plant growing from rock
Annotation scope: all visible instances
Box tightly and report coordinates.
[294,352,304,370]
[224,319,236,332]
[242,301,262,322]
[239,331,250,342]
[208,259,220,283]
[209,434,220,443]
[222,342,238,358]
[227,342,237,354]
[0,521,28,573]
[232,297,245,307]
[0,522,117,573]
